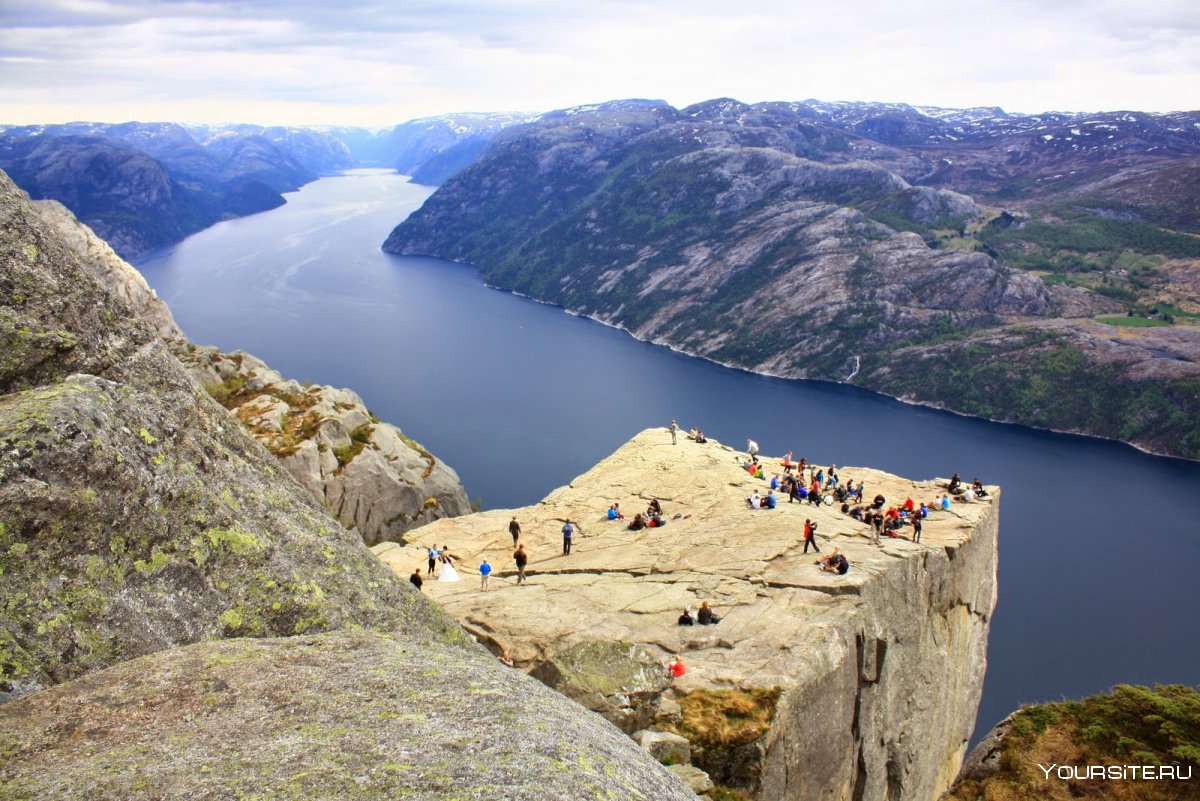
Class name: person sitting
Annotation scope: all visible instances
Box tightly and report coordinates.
[667,656,687,678]
[607,503,624,520]
[902,497,915,512]
[628,513,646,531]
[962,487,976,502]
[498,650,515,667]
[819,549,850,575]
[918,502,929,518]
[747,491,762,510]
[677,606,694,626]
[770,474,780,491]
[697,601,721,625]
[647,513,667,527]
[940,494,952,511]
[687,427,699,441]
[871,493,886,510]
[647,498,663,517]
[695,431,707,444]
[764,490,778,509]
[948,472,962,494]
[833,484,848,502]
[972,478,988,499]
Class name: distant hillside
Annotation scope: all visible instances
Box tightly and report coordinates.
[0,113,533,259]
[384,98,1200,459]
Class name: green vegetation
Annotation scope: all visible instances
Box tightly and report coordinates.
[1096,315,1171,328]
[664,687,782,750]
[947,685,1200,801]
[868,329,1200,459]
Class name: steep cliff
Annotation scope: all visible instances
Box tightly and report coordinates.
[375,428,999,801]
[382,99,1200,459]
[0,170,695,800]
[30,193,471,545]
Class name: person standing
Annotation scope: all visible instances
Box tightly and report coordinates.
[803,518,820,554]
[669,419,678,444]
[869,510,883,546]
[561,519,575,555]
[427,545,441,576]
[508,515,521,546]
[410,568,424,591]
[911,514,923,544]
[479,558,492,591]
[746,438,760,464]
[513,544,528,584]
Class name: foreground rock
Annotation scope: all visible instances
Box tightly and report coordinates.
[0,630,697,801]
[375,428,1000,801]
[0,169,695,799]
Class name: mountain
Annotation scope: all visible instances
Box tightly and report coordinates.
[0,114,536,259]
[383,98,1200,459]
[0,122,321,258]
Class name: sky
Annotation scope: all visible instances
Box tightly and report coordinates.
[0,0,1197,128]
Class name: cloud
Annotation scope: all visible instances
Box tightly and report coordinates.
[0,0,1196,125]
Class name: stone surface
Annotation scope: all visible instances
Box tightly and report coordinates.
[529,640,672,733]
[667,764,715,794]
[634,729,693,766]
[375,427,1000,801]
[0,168,696,800]
[25,194,472,546]
[0,630,698,801]
[176,345,471,545]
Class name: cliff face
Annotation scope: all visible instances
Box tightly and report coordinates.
[375,428,999,801]
[0,169,695,799]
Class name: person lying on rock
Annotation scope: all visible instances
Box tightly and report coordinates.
[697,601,721,625]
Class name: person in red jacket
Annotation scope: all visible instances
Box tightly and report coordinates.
[667,656,687,678]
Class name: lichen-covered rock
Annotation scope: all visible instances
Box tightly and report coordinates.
[30,198,184,341]
[0,630,698,801]
[529,640,672,733]
[667,764,715,794]
[175,345,471,544]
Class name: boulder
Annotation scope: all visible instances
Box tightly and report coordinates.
[667,764,714,794]
[0,630,698,801]
[529,640,672,733]
[633,729,692,766]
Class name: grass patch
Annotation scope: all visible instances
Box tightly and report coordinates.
[1096,315,1172,328]
[664,687,782,750]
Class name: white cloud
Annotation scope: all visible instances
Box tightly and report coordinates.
[0,0,1196,125]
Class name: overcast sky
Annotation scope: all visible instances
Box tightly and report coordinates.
[1,0,1196,127]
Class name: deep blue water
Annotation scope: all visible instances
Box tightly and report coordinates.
[138,169,1200,744]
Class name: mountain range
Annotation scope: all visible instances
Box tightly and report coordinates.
[382,98,1200,459]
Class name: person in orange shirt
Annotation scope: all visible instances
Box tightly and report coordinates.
[667,656,687,678]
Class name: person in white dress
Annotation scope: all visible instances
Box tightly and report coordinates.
[438,545,460,582]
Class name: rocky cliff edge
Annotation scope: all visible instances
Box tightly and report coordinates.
[376,428,1000,801]
[0,170,694,800]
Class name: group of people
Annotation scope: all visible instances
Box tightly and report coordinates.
[612,498,669,530]
[677,601,721,626]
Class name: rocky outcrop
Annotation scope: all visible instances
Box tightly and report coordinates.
[29,191,471,545]
[374,428,1000,801]
[0,631,697,801]
[177,345,471,544]
[0,169,695,799]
